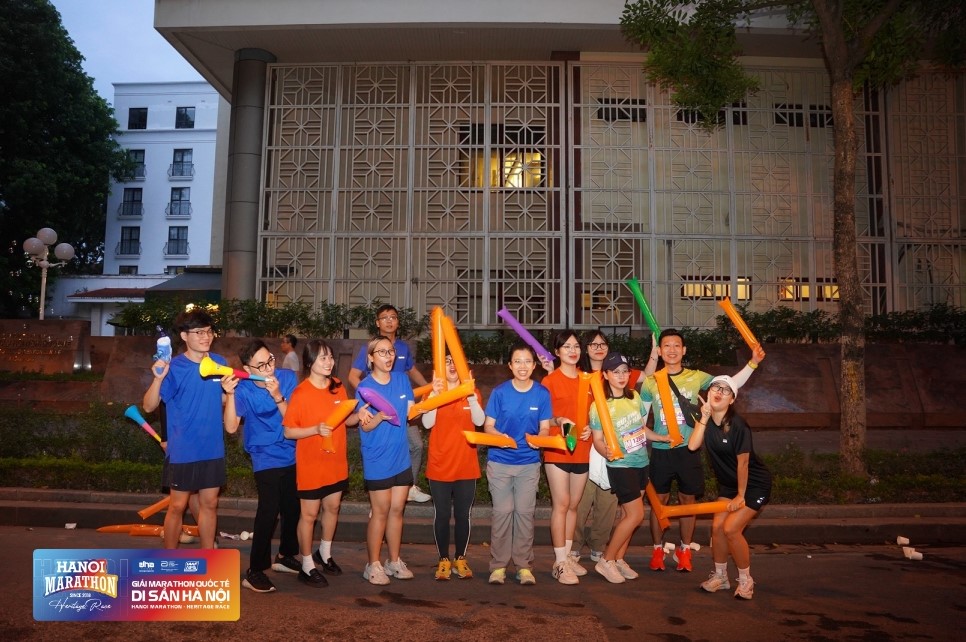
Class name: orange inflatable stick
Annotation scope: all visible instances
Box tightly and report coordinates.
[431,306,446,382]
[645,482,671,530]
[576,372,593,433]
[463,431,517,448]
[652,368,684,447]
[525,434,568,450]
[645,482,730,530]
[320,399,359,453]
[441,314,472,382]
[588,371,624,461]
[718,297,760,351]
[97,524,140,534]
[412,383,434,400]
[408,380,474,420]
[138,496,171,520]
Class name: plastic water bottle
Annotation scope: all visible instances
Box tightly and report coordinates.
[154,326,172,374]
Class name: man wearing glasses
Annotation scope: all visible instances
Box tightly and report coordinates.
[143,309,229,550]
[348,304,431,503]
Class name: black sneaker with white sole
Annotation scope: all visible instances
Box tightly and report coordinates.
[312,549,343,576]
[298,568,329,587]
[272,554,300,574]
[242,568,276,593]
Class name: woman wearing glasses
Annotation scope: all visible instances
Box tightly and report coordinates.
[282,340,360,588]
[223,339,300,592]
[688,375,772,600]
[356,335,431,584]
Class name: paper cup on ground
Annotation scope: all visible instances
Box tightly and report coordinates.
[65,523,77,530]
[240,531,251,541]
[902,546,916,559]
[663,542,676,553]
[896,536,910,546]
[909,551,923,561]
[690,542,702,551]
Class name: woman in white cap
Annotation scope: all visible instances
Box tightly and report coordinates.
[688,375,772,600]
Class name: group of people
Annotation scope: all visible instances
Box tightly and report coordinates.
[144,305,771,600]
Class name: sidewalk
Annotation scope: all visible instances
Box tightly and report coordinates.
[2,487,962,546]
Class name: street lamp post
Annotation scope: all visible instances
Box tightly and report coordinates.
[23,228,75,321]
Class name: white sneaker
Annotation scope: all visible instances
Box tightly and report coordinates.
[552,560,579,585]
[615,559,639,580]
[595,559,626,584]
[488,567,506,585]
[734,577,755,600]
[384,558,414,579]
[701,572,731,592]
[408,485,431,502]
[567,552,588,576]
[363,561,390,585]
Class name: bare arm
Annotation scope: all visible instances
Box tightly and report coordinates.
[222,375,241,434]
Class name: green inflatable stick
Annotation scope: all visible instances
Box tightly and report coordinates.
[626,278,661,338]
[563,423,578,453]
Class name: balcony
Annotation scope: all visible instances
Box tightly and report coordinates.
[165,201,192,218]
[168,162,194,180]
[163,241,190,258]
[115,241,141,257]
[117,202,144,218]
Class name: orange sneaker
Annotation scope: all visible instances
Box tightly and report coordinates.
[674,546,692,572]
[649,547,665,571]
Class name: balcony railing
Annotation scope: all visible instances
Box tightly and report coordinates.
[168,162,195,179]
[163,241,190,257]
[118,202,144,217]
[165,201,192,218]
[115,241,141,256]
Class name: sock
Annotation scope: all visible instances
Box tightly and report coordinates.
[738,567,751,582]
[680,541,688,550]
[715,562,728,577]
[565,539,573,556]
[318,540,332,561]
[301,556,315,573]
[553,546,567,564]
[654,544,663,550]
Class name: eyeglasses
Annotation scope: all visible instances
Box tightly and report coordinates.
[560,344,581,352]
[587,342,608,350]
[377,315,398,322]
[373,348,396,357]
[709,384,734,396]
[511,359,534,366]
[444,357,455,366]
[186,328,215,337]
[249,355,276,372]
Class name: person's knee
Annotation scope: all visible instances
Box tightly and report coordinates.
[679,493,696,504]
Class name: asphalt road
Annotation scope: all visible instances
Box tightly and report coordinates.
[6,525,965,641]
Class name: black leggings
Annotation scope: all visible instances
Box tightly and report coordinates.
[428,478,476,559]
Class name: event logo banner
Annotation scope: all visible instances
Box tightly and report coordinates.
[33,549,239,621]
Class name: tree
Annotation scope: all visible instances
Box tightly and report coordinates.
[621,0,964,476]
[0,0,132,318]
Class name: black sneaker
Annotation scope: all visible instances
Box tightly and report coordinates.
[272,554,300,574]
[242,568,276,593]
[313,549,343,576]
[298,568,328,587]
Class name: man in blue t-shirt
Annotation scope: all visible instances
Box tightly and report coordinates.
[348,304,431,502]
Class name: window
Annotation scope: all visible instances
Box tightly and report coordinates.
[165,265,185,275]
[119,188,143,217]
[170,149,194,178]
[127,149,146,179]
[775,103,832,128]
[167,187,191,217]
[596,98,646,122]
[461,125,547,188]
[175,107,195,129]
[779,277,840,302]
[118,265,138,275]
[680,276,751,301]
[165,226,188,255]
[128,108,147,130]
[118,227,140,255]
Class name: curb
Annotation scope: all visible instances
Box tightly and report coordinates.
[1,488,963,546]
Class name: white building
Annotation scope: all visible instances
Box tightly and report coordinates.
[104,81,224,276]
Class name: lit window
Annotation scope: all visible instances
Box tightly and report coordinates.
[680,276,751,301]
[779,277,839,302]
[461,124,547,188]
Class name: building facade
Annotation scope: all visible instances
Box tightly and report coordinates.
[155,0,966,331]
[103,81,222,276]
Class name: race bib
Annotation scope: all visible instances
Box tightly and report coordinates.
[621,425,648,454]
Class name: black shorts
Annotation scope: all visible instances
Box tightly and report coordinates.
[717,486,771,512]
[167,458,226,492]
[547,462,590,475]
[365,468,415,492]
[649,448,705,497]
[606,465,649,505]
[298,477,350,501]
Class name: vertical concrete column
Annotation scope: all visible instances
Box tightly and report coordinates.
[222,48,275,300]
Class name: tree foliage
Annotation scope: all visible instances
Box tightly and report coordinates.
[0,0,132,317]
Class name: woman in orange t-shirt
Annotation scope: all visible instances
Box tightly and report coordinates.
[283,340,359,587]
[421,355,484,581]
[541,329,594,585]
